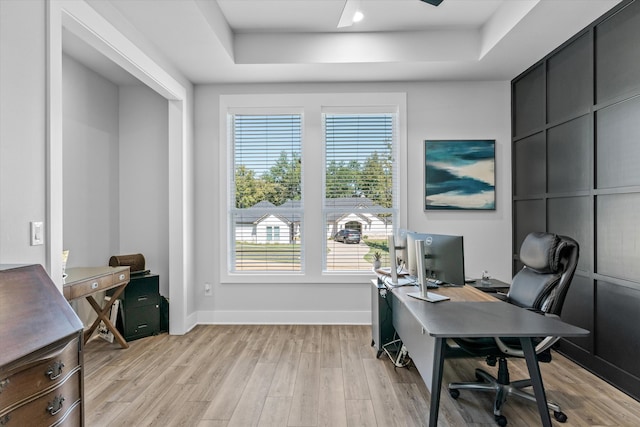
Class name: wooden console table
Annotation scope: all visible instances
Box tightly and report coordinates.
[63,266,130,349]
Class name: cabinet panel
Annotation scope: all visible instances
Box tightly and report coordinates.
[559,274,593,352]
[596,280,640,379]
[514,199,546,251]
[548,196,591,272]
[513,64,545,137]
[547,33,592,123]
[595,0,640,103]
[123,275,160,309]
[513,0,640,401]
[547,116,590,193]
[513,132,546,196]
[123,304,160,341]
[596,96,640,189]
[597,193,640,281]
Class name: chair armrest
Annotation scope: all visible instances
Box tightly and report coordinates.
[494,313,561,357]
[493,292,509,301]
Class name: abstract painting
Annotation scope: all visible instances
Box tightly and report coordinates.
[424,140,495,210]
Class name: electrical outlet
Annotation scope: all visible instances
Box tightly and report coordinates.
[204,283,212,296]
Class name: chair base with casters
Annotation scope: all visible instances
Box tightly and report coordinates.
[447,232,580,427]
[449,355,567,426]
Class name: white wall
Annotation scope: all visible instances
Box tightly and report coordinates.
[194,81,511,324]
[0,0,48,266]
[62,54,120,268]
[119,85,170,296]
[405,82,512,282]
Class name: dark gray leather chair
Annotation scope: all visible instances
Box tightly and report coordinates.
[448,232,579,426]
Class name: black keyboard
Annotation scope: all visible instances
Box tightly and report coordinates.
[426,278,442,288]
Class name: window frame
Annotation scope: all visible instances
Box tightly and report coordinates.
[219,93,407,284]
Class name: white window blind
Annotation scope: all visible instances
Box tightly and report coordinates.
[324,113,398,271]
[230,114,303,272]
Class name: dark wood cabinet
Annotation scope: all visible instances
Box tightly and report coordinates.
[114,273,161,341]
[0,264,84,426]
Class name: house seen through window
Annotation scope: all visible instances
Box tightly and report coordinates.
[229,111,398,273]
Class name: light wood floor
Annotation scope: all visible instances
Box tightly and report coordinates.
[84,325,640,426]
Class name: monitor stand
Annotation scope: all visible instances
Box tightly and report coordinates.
[407,291,450,303]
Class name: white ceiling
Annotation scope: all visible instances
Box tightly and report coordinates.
[65,0,622,86]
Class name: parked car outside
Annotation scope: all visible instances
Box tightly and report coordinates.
[334,229,361,244]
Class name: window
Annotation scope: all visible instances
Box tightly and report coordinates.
[230,114,302,272]
[324,113,398,271]
[222,93,406,282]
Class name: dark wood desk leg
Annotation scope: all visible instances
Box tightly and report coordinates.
[84,284,129,349]
[520,337,552,427]
[429,337,447,427]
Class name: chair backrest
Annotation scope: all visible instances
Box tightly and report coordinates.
[507,232,579,316]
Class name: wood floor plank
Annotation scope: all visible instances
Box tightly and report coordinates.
[391,382,430,427]
[301,324,322,353]
[202,347,263,421]
[320,325,342,368]
[362,357,407,427]
[258,397,293,427]
[106,365,188,426]
[340,339,371,400]
[81,325,640,427]
[268,338,303,398]
[227,362,277,427]
[288,352,321,426]
[344,399,378,427]
[185,338,250,402]
[317,367,348,427]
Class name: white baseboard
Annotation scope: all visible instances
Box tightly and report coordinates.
[196,309,371,325]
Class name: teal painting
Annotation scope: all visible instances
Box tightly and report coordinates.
[424,140,495,210]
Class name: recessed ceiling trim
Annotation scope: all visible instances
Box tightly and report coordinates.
[234,30,480,64]
[480,0,539,59]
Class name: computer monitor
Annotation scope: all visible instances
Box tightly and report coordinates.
[388,234,398,285]
[406,231,465,286]
[383,232,413,287]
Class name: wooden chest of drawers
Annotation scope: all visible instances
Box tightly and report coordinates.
[0,265,84,426]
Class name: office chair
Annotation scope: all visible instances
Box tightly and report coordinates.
[448,232,579,426]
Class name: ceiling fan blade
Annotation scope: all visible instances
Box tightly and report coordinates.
[420,0,444,6]
[338,0,361,28]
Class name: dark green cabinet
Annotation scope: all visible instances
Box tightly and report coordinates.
[113,274,160,341]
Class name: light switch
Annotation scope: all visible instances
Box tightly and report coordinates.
[30,221,44,246]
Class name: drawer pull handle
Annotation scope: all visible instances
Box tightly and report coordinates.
[91,281,99,289]
[47,395,65,416]
[119,273,126,280]
[137,296,148,302]
[0,378,9,394]
[138,324,148,329]
[0,414,10,425]
[46,361,65,380]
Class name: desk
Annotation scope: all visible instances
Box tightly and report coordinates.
[467,277,511,293]
[64,266,130,349]
[375,282,589,426]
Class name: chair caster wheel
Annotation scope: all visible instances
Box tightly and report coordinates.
[495,415,507,426]
[554,411,568,423]
[449,389,460,399]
